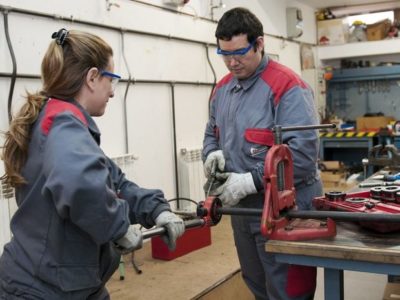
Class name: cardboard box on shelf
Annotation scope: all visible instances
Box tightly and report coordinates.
[319,160,344,171]
[317,18,349,45]
[356,116,395,131]
[366,19,391,41]
[383,282,400,300]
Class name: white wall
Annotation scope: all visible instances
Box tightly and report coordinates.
[0,0,318,249]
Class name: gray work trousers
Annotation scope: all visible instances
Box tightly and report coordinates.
[231,179,323,300]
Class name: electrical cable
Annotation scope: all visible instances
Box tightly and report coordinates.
[167,197,198,205]
[2,8,17,123]
[205,44,217,118]
[120,29,134,154]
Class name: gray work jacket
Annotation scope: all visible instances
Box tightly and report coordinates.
[0,98,170,299]
[203,56,320,190]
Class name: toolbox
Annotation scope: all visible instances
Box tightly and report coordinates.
[151,225,211,260]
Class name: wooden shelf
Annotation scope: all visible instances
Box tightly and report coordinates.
[317,39,400,60]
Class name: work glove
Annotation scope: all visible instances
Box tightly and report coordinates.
[155,211,185,251]
[114,226,143,255]
[204,150,225,179]
[213,172,257,207]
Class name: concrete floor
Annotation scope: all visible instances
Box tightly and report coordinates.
[314,269,387,300]
[106,216,388,300]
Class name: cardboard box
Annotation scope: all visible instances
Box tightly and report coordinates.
[383,282,400,300]
[151,226,211,260]
[356,116,395,131]
[321,171,345,182]
[366,19,391,41]
[317,18,349,45]
[319,161,344,171]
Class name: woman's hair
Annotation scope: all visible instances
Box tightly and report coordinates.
[215,7,264,53]
[1,29,113,187]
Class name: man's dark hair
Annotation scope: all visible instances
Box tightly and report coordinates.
[215,7,263,44]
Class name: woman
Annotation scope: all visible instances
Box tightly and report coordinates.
[0,28,184,299]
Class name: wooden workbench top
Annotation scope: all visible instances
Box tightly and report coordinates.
[266,222,400,265]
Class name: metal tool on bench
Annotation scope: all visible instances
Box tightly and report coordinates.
[200,124,338,240]
[367,144,400,167]
[313,189,400,233]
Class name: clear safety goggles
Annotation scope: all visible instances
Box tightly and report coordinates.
[217,39,256,61]
[101,70,121,91]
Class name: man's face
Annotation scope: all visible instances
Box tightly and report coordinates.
[218,34,263,80]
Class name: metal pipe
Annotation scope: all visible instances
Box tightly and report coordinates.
[141,218,205,240]
[169,83,181,210]
[276,124,336,132]
[0,5,217,47]
[287,210,400,223]
[215,207,400,223]
[3,9,17,123]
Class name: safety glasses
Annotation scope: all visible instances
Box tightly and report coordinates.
[217,39,257,61]
[100,70,121,91]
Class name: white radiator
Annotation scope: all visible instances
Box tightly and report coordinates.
[0,182,16,255]
[178,148,207,211]
[111,153,138,180]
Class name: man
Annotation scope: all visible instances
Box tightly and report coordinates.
[203,7,322,300]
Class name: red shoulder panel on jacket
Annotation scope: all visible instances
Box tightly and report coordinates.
[261,60,307,106]
[210,73,233,101]
[41,98,88,135]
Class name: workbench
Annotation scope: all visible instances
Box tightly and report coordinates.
[265,221,400,300]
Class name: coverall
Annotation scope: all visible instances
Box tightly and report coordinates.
[0,98,171,299]
[203,56,322,300]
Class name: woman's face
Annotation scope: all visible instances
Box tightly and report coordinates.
[86,56,117,117]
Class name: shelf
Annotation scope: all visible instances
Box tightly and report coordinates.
[330,65,400,82]
[317,39,400,60]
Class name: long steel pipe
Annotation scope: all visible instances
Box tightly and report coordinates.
[142,218,205,240]
[215,207,400,223]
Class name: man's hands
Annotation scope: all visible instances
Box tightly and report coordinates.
[212,172,257,207]
[155,211,185,251]
[114,226,143,255]
[204,150,225,178]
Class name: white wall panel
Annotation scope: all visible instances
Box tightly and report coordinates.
[0,0,317,248]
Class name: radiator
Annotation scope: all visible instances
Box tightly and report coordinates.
[178,148,207,211]
[111,153,138,180]
[0,182,16,254]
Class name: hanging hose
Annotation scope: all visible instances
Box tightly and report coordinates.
[3,8,17,123]
[205,44,217,118]
[120,29,134,154]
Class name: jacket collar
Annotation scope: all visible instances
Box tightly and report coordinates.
[228,55,269,92]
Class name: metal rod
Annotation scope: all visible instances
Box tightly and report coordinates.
[275,124,336,132]
[216,207,400,223]
[217,207,263,216]
[287,210,400,222]
[141,219,205,240]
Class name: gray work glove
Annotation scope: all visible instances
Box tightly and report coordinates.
[114,226,143,255]
[204,150,225,179]
[213,172,257,207]
[155,211,185,251]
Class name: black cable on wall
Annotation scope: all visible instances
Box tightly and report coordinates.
[2,8,17,124]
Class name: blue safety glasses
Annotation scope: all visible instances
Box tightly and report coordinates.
[217,39,257,61]
[100,70,121,91]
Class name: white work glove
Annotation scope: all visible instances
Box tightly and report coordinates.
[114,226,143,255]
[213,172,257,207]
[204,150,225,179]
[155,211,185,251]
